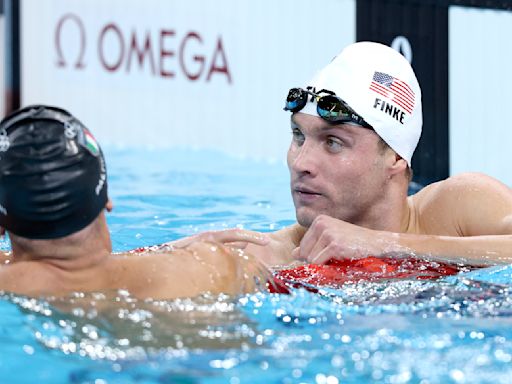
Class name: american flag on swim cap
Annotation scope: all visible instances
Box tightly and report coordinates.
[369,71,415,114]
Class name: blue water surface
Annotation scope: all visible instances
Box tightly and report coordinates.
[1,147,511,384]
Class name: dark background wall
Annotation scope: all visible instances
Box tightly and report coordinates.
[357,0,449,185]
[3,0,20,115]
[357,0,512,185]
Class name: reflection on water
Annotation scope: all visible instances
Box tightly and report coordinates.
[11,292,255,358]
[2,273,512,383]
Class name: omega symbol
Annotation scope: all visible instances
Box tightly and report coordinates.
[55,13,87,69]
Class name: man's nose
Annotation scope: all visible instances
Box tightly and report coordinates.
[289,141,318,176]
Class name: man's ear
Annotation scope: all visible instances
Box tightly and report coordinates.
[106,198,114,212]
[387,152,408,177]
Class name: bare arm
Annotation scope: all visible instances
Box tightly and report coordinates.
[385,232,512,265]
[296,173,512,266]
[127,241,271,299]
[0,242,270,299]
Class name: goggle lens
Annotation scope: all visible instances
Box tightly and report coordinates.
[317,95,350,121]
[285,88,307,112]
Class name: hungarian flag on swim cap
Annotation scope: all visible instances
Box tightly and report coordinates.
[83,128,100,156]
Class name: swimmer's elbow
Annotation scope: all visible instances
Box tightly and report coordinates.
[218,245,270,295]
[186,241,269,296]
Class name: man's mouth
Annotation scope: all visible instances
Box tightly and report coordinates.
[293,185,322,197]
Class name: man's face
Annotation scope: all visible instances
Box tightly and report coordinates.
[287,113,391,228]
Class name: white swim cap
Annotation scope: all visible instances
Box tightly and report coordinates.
[300,41,422,166]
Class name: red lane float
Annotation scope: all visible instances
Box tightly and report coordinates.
[268,256,467,294]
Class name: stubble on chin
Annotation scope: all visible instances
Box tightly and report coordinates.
[295,207,316,228]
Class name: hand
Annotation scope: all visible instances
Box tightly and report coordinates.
[292,215,387,264]
[168,228,270,250]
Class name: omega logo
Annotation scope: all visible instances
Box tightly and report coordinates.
[54,14,232,83]
[55,13,86,69]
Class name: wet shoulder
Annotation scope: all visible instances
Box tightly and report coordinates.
[0,261,62,296]
[409,172,512,236]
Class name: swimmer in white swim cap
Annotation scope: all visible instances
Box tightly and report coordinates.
[244,41,512,268]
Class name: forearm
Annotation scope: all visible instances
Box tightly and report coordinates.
[389,233,512,266]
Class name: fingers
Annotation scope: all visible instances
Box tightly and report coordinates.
[310,246,336,265]
[201,229,270,246]
[298,215,330,259]
[224,241,249,249]
[184,240,223,253]
[166,234,199,249]
[294,215,344,264]
[304,232,337,264]
[293,241,338,265]
[297,217,331,263]
[168,229,270,250]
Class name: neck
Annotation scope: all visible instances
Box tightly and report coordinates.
[10,213,112,270]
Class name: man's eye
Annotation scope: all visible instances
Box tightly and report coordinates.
[291,129,305,145]
[326,136,343,152]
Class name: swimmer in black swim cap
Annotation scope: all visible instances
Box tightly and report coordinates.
[0,105,270,299]
[0,105,108,239]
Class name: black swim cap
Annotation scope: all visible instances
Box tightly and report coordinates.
[0,105,108,239]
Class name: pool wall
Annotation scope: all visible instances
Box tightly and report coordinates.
[17,0,356,162]
[2,0,512,186]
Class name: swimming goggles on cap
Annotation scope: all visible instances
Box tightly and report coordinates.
[284,87,372,128]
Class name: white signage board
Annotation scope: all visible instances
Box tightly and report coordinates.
[21,0,356,161]
[449,6,512,185]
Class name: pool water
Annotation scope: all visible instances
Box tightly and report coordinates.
[1,147,512,384]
